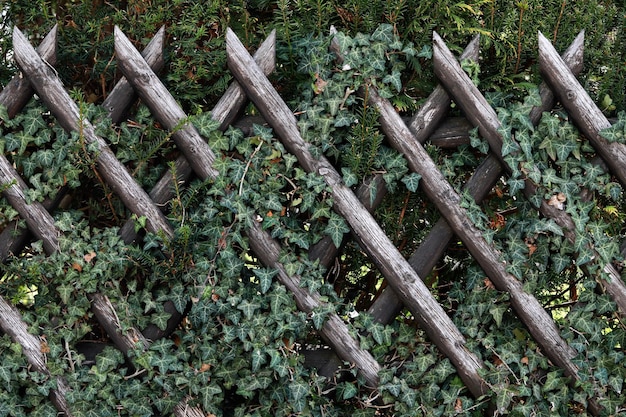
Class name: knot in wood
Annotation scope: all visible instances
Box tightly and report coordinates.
[566,90,577,101]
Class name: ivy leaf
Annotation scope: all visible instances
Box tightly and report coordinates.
[507,178,525,196]
[600,123,625,143]
[22,109,47,136]
[251,348,266,372]
[0,362,14,388]
[200,384,222,410]
[500,135,520,157]
[606,182,622,201]
[543,371,563,392]
[383,70,402,92]
[334,112,354,128]
[254,268,277,294]
[370,24,394,44]
[336,381,358,400]
[324,212,350,248]
[289,381,309,402]
[209,131,230,151]
[57,284,73,305]
[219,253,244,279]
[192,112,220,137]
[401,172,421,192]
[3,133,20,152]
[489,304,507,327]
[37,149,55,167]
[415,353,436,373]
[551,252,571,274]
[237,299,260,320]
[342,167,358,187]
[269,287,292,313]
[152,309,172,331]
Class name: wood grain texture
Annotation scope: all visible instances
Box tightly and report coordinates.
[227,27,487,396]
[0,27,61,255]
[103,26,166,123]
[538,31,626,319]
[0,25,166,259]
[538,31,626,186]
[13,26,174,238]
[0,295,73,415]
[369,84,580,379]
[409,35,480,141]
[114,26,218,180]
[434,30,606,414]
[118,30,277,243]
[0,25,58,118]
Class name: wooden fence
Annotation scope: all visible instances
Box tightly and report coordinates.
[0,23,624,416]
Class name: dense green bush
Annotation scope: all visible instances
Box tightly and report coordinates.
[1,1,626,416]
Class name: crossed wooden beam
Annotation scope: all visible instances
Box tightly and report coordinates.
[0,22,623,415]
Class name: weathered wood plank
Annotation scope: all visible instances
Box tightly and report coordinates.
[0,27,166,259]
[13,26,174,238]
[0,296,73,415]
[110,27,380,387]
[368,83,580,377]
[538,31,626,185]
[536,29,626,335]
[0,27,61,255]
[226,27,487,396]
[114,26,218,181]
[435,31,626,320]
[247,221,381,386]
[433,30,604,414]
[408,35,480,141]
[117,30,277,243]
[0,25,57,118]
[102,26,166,123]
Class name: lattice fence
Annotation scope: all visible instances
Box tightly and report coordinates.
[0,23,624,416]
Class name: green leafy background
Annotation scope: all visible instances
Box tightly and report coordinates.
[0,1,626,416]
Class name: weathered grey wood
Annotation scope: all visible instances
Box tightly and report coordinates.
[226,27,487,397]
[435,30,626,321]
[13,27,174,238]
[102,26,166,123]
[368,84,580,380]
[0,28,61,255]
[433,31,606,414]
[537,33,626,317]
[112,28,379,383]
[0,25,57,118]
[529,31,584,124]
[315,34,488,378]
[174,398,206,417]
[118,30,277,243]
[428,117,473,148]
[369,33,583,323]
[0,296,73,416]
[0,161,60,254]
[114,26,218,180]
[433,33,509,164]
[538,31,626,186]
[408,35,479,141]
[247,221,381,386]
[89,293,149,355]
[0,27,166,259]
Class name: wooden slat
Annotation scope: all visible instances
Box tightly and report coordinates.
[0,25,58,118]
[226,27,487,396]
[434,30,603,415]
[111,27,382,387]
[13,26,174,238]
[114,26,219,181]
